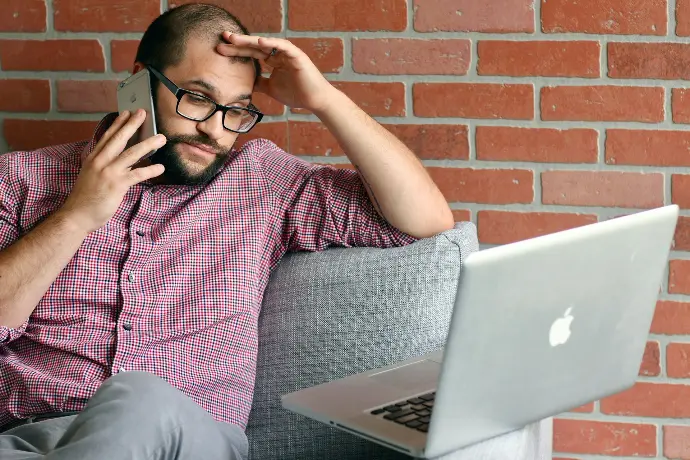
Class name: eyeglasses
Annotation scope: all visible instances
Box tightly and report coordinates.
[147,66,263,134]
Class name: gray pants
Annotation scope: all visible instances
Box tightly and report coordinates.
[0,371,248,460]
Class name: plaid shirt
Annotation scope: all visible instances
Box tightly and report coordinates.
[0,113,417,429]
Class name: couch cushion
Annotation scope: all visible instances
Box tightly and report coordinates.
[246,222,478,460]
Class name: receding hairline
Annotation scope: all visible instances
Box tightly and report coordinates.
[165,21,250,70]
[135,3,259,78]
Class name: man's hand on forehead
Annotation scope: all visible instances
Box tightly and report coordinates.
[215,32,338,114]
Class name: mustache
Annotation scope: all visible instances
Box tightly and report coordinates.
[166,135,225,156]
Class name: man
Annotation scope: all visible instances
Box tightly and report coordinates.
[0,3,454,459]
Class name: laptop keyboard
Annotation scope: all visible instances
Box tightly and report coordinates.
[369,392,435,433]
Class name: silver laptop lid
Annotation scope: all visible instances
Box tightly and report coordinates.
[425,205,678,458]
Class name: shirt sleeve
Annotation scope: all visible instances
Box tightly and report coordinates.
[256,140,419,253]
[0,154,26,344]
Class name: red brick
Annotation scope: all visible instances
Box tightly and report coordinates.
[674,217,690,251]
[54,0,159,32]
[542,0,666,35]
[333,81,405,117]
[0,80,50,113]
[673,175,690,209]
[609,43,690,79]
[170,0,282,33]
[601,382,690,417]
[111,40,138,73]
[414,0,535,33]
[605,129,690,167]
[553,419,657,457]
[541,171,663,209]
[667,343,690,378]
[669,260,690,295]
[414,83,534,120]
[664,425,690,459]
[570,402,595,413]
[640,341,661,377]
[57,80,118,113]
[289,0,406,31]
[476,127,598,163]
[427,168,534,204]
[541,86,664,123]
[673,89,690,123]
[478,41,600,78]
[251,93,284,116]
[294,82,405,117]
[0,40,105,72]
[452,210,471,223]
[352,39,470,75]
[383,124,469,160]
[477,211,597,245]
[677,0,690,36]
[0,0,46,32]
[288,122,342,156]
[288,122,469,160]
[651,301,690,335]
[289,38,343,73]
[235,122,288,151]
[4,119,99,152]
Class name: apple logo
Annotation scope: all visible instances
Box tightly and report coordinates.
[130,93,137,103]
[549,307,574,347]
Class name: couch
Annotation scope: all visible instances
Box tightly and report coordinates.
[245,222,553,459]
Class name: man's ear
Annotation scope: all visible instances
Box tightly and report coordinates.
[132,62,146,74]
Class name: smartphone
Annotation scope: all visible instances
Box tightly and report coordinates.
[116,69,158,159]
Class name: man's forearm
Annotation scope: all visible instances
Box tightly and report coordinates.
[0,210,89,328]
[313,88,454,239]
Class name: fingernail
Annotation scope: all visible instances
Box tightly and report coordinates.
[120,110,130,117]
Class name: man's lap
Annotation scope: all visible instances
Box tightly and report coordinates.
[0,371,248,460]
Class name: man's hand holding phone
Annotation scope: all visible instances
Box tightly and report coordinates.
[60,109,166,234]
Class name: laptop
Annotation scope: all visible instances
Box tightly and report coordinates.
[281,205,679,458]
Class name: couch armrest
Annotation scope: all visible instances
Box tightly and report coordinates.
[246,223,478,460]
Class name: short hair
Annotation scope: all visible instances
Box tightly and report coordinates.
[134,3,261,84]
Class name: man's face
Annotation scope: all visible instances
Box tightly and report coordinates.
[147,37,256,185]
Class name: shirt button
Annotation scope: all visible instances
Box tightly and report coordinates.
[136,230,145,237]
[123,323,132,331]
[127,273,135,283]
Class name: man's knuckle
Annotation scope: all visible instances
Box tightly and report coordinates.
[110,130,128,146]
[130,169,144,182]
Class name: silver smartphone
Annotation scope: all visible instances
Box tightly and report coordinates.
[116,69,159,159]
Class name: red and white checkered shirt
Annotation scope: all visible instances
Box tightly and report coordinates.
[0,113,417,430]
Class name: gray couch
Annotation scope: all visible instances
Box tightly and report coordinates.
[245,222,553,459]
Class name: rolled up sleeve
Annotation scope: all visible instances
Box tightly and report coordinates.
[0,320,28,344]
[257,140,418,252]
[0,154,24,344]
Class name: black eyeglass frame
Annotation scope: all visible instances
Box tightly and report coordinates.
[147,65,264,134]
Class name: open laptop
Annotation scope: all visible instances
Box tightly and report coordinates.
[281,205,679,458]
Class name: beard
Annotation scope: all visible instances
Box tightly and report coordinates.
[148,113,232,186]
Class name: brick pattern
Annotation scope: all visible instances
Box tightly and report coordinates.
[2,1,690,458]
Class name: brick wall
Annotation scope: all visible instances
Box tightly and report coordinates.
[1,0,690,458]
